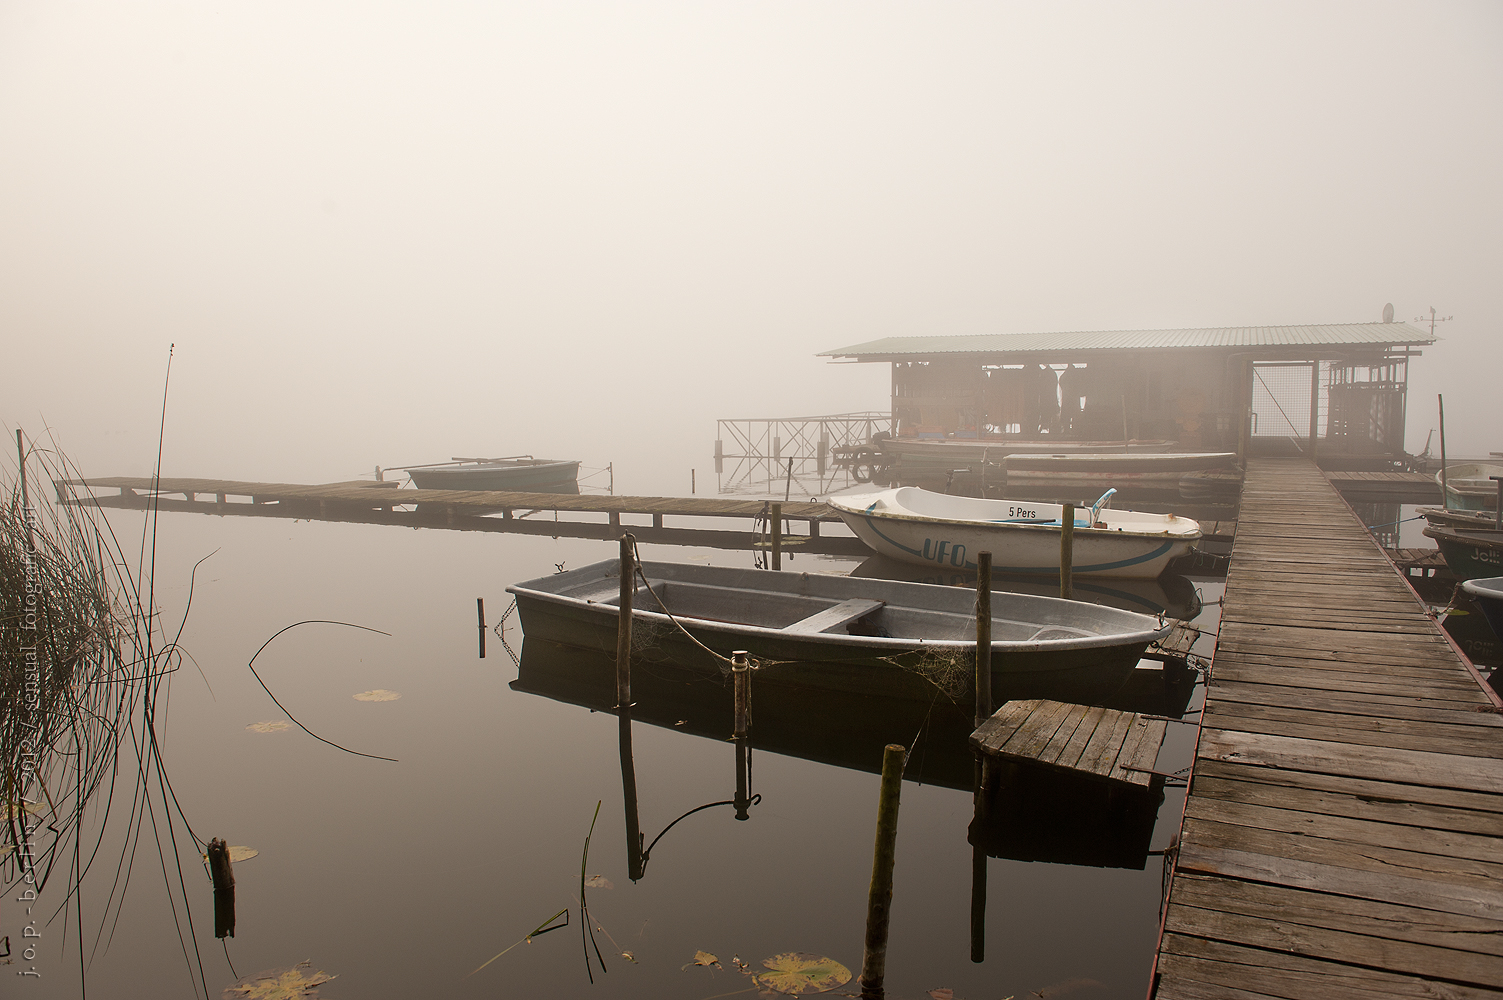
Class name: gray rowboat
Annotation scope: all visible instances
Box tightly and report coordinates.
[507,560,1172,705]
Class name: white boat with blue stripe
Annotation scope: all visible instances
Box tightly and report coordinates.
[827,487,1201,579]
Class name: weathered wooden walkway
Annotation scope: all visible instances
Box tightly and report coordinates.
[971,699,1168,789]
[56,476,869,554]
[1152,458,1503,998]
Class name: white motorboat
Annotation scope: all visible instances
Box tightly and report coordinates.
[827,487,1201,579]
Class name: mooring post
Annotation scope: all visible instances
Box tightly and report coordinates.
[734,739,751,821]
[860,744,906,998]
[619,702,644,880]
[770,502,783,570]
[974,552,992,728]
[692,468,696,494]
[1438,395,1449,508]
[375,465,383,482]
[970,773,987,963]
[732,650,751,740]
[1060,503,1075,601]
[618,534,634,711]
[207,838,236,938]
[476,597,485,659]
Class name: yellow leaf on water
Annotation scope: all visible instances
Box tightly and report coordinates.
[682,950,722,971]
[202,845,259,864]
[246,721,290,733]
[221,960,335,999]
[754,953,852,995]
[353,689,400,702]
[583,874,613,889]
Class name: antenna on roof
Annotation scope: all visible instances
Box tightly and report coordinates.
[1381,303,1394,323]
[1412,306,1453,336]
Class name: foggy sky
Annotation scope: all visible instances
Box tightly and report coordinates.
[3,2,1499,490]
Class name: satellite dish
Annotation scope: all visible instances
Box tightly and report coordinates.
[1382,302,1394,323]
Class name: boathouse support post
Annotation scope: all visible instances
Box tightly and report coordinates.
[1309,361,1320,462]
[617,534,633,711]
[732,650,751,740]
[771,502,783,570]
[860,744,905,998]
[1060,503,1075,601]
[974,552,992,728]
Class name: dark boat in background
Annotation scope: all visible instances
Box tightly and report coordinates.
[401,455,581,493]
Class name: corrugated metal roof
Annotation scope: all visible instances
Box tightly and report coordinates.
[820,323,1434,359]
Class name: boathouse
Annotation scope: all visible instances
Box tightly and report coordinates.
[820,322,1435,465]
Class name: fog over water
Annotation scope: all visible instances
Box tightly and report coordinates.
[2,2,1500,484]
[0,5,1499,997]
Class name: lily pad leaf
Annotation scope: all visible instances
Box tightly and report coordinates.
[353,689,401,702]
[583,874,613,889]
[221,960,336,999]
[754,953,852,995]
[246,721,290,733]
[682,950,722,971]
[202,845,259,864]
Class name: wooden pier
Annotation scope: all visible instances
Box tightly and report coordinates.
[1152,458,1503,998]
[971,699,1169,789]
[56,476,869,555]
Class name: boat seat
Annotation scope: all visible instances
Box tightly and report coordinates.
[574,580,657,604]
[783,598,885,634]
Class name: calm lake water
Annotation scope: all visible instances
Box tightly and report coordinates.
[17,476,1227,1000]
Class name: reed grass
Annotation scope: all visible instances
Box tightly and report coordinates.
[2,434,212,995]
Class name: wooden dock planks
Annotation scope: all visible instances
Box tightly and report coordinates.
[970,699,1168,787]
[1153,458,1503,999]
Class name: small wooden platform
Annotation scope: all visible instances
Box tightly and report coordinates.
[1153,458,1503,999]
[970,699,1169,788]
[1325,469,1440,503]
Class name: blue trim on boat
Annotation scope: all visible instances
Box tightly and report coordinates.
[856,514,1175,575]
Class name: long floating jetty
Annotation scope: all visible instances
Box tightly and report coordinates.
[1152,458,1503,998]
[56,476,869,555]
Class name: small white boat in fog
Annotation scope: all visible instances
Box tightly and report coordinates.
[1437,463,1503,511]
[827,487,1201,579]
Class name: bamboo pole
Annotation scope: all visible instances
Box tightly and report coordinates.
[1060,503,1075,601]
[974,552,992,728]
[860,744,906,997]
[617,534,633,711]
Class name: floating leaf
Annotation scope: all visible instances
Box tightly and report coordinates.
[246,721,290,733]
[732,955,749,974]
[682,950,722,971]
[221,960,336,999]
[353,689,400,702]
[754,953,852,995]
[620,950,638,963]
[584,874,614,889]
[929,990,955,1000]
[202,845,259,864]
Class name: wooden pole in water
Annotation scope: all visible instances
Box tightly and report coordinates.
[619,702,644,880]
[1438,395,1449,509]
[476,597,485,659]
[770,502,783,570]
[734,739,751,821]
[970,772,987,963]
[617,534,634,711]
[691,468,696,494]
[974,552,992,728]
[732,650,751,740]
[207,838,235,938]
[1060,503,1075,601]
[860,744,906,998]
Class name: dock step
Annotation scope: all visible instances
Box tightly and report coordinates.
[969,699,1168,788]
[783,598,884,634]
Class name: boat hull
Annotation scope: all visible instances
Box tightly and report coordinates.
[1004,452,1236,485]
[1436,464,1503,511]
[507,561,1170,706]
[407,459,580,491]
[1423,525,1503,581]
[829,488,1200,579]
[1461,577,1503,643]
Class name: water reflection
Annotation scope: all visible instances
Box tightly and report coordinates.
[850,555,1203,621]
